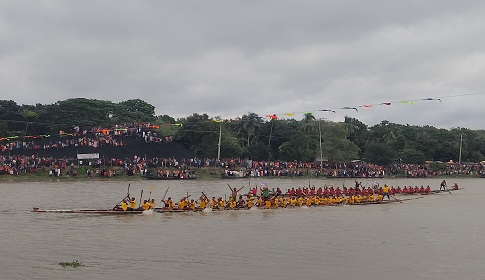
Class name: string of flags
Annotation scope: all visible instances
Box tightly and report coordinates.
[209,91,485,122]
[256,97,449,120]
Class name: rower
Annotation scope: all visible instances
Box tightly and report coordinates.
[236,195,246,208]
[128,197,136,211]
[150,199,156,209]
[453,183,459,190]
[141,200,150,211]
[189,199,197,211]
[119,198,128,211]
[210,197,218,209]
[246,196,254,208]
[217,197,225,210]
[177,198,187,210]
[199,197,207,209]
[163,197,174,210]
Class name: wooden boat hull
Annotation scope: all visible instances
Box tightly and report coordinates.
[31,196,421,215]
[32,207,146,214]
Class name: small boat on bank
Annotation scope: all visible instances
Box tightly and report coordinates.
[325,175,384,179]
[220,170,250,179]
[141,174,196,180]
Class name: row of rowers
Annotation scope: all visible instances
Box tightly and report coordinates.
[252,185,435,197]
[161,192,393,211]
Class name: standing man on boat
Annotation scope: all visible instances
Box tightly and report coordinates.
[228,185,245,201]
[372,181,379,194]
[440,180,447,191]
[382,184,390,201]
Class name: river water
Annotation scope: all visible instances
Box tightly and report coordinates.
[0,177,483,280]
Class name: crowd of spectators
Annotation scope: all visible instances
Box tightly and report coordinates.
[0,122,173,153]
[1,151,485,178]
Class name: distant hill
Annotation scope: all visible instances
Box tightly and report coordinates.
[1,135,195,160]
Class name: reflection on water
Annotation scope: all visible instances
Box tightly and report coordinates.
[0,178,484,280]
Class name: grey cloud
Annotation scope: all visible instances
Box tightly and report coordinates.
[1,0,485,129]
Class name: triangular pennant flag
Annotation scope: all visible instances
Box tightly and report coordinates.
[341,107,358,112]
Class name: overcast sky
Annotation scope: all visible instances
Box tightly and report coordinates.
[1,0,485,129]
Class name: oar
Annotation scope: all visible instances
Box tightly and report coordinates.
[201,192,210,209]
[390,195,403,203]
[148,185,153,200]
[444,184,452,194]
[114,183,131,208]
[139,190,144,209]
[161,186,170,202]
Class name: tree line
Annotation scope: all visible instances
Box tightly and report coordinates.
[1,98,484,165]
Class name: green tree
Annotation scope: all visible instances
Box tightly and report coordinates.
[113,99,156,123]
[398,148,426,164]
[235,112,262,147]
[363,142,396,165]
[278,133,313,161]
[39,98,115,132]
[319,121,360,162]
[301,112,316,136]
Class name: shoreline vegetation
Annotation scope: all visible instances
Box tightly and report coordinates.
[1,166,482,182]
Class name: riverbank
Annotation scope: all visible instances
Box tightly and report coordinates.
[1,166,482,182]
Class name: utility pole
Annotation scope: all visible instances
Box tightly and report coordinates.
[458,133,463,165]
[318,119,325,168]
[217,122,222,161]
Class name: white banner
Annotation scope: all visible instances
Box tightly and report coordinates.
[77,153,100,160]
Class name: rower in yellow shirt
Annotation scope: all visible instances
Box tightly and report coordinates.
[199,198,207,209]
[128,197,137,210]
[305,197,313,207]
[189,199,197,210]
[228,199,237,209]
[247,197,254,208]
[279,197,287,208]
[120,198,128,211]
[141,200,150,211]
[210,197,217,209]
[334,196,341,204]
[264,198,272,209]
[341,196,348,204]
[177,198,187,210]
[167,198,175,210]
[217,198,225,210]
[297,197,304,207]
